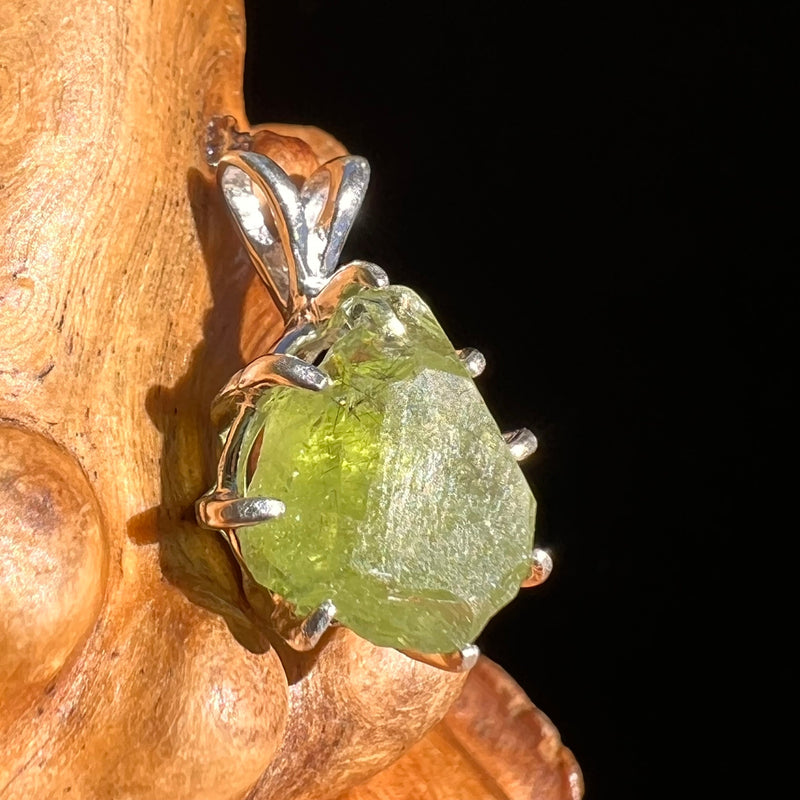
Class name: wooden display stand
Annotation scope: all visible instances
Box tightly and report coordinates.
[0,2,581,797]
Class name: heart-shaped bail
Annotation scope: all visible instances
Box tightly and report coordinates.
[217,151,370,323]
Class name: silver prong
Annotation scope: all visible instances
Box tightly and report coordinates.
[401,643,480,673]
[234,353,331,393]
[334,259,389,289]
[282,600,337,651]
[196,492,285,530]
[212,354,330,430]
[503,427,538,461]
[312,259,389,322]
[457,347,486,377]
[521,548,553,588]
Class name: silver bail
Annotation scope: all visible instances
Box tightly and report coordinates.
[217,151,370,321]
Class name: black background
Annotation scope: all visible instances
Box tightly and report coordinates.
[242,3,791,798]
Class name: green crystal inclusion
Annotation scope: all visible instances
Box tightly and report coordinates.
[236,285,536,652]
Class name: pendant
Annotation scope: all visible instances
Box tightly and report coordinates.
[196,148,550,671]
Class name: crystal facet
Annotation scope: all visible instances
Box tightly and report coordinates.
[235,286,536,652]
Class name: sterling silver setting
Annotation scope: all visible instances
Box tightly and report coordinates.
[196,148,550,672]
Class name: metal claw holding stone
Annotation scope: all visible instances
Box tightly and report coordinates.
[402,644,481,673]
[457,347,486,377]
[522,548,554,588]
[196,352,331,533]
[276,598,338,651]
[504,427,539,461]
[196,147,550,672]
[196,493,285,530]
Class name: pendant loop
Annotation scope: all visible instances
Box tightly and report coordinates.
[217,151,370,323]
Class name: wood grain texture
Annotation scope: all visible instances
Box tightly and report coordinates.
[247,627,467,800]
[0,3,291,797]
[340,658,584,800]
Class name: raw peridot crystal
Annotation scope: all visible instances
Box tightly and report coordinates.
[236,286,536,653]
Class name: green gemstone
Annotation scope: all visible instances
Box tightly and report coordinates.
[235,285,536,653]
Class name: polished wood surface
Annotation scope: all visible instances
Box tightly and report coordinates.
[342,658,583,800]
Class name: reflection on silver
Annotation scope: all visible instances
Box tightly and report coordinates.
[196,354,330,532]
[196,493,285,530]
[402,644,481,673]
[210,354,330,434]
[311,260,389,323]
[503,427,539,461]
[457,347,486,377]
[218,151,369,322]
[301,158,370,287]
[239,572,339,652]
[283,599,338,651]
[521,548,553,588]
[221,353,330,399]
